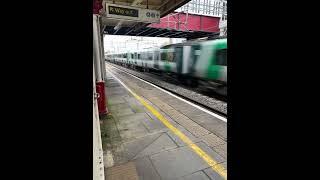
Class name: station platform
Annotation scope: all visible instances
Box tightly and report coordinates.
[100,63,227,180]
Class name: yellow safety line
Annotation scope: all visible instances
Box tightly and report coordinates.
[106,66,227,179]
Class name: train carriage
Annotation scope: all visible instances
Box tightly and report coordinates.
[194,38,227,84]
[106,38,227,91]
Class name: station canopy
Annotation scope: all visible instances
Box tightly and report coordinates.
[101,0,219,39]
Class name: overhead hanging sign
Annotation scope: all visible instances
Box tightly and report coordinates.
[105,3,160,23]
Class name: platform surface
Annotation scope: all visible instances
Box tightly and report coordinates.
[101,64,227,180]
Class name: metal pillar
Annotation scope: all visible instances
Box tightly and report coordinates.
[93,17,102,82]
[93,14,108,115]
[100,34,107,81]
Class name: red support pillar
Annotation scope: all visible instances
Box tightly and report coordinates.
[96,82,108,114]
[93,0,103,15]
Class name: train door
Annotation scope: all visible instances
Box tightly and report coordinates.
[182,46,192,74]
[126,52,129,64]
[159,49,166,71]
[165,48,176,73]
[175,46,183,74]
[190,45,201,75]
[146,51,153,68]
[154,50,160,69]
[129,53,133,65]
[208,46,227,82]
[137,53,142,66]
[215,48,227,82]
[134,52,137,65]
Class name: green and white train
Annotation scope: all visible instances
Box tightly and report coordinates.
[106,38,227,89]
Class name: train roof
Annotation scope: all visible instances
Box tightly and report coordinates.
[106,48,159,55]
[160,41,199,49]
[200,38,227,47]
[160,37,227,49]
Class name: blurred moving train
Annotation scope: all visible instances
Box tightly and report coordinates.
[106,38,227,94]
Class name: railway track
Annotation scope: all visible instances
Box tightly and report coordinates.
[145,71,227,102]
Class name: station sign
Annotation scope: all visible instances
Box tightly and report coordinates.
[105,3,160,23]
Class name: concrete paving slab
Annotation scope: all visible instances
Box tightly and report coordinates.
[108,96,126,105]
[133,157,161,180]
[109,103,131,112]
[114,108,135,117]
[140,113,167,133]
[203,167,225,180]
[149,146,210,180]
[178,171,211,180]
[134,133,178,159]
[122,133,162,160]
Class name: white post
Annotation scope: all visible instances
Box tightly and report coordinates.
[93,14,102,82]
[93,61,105,180]
[96,18,106,81]
[100,33,107,81]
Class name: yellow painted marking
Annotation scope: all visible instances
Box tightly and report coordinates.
[106,66,227,179]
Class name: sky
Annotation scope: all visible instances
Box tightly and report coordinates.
[104,35,185,54]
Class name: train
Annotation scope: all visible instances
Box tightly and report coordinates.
[106,38,227,94]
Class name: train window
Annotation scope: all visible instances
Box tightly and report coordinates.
[191,45,201,64]
[123,54,127,58]
[131,54,134,59]
[161,49,175,62]
[142,52,148,60]
[154,51,159,60]
[143,52,147,60]
[160,52,167,61]
[168,51,175,62]
[137,53,141,59]
[216,49,227,66]
[147,52,153,60]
